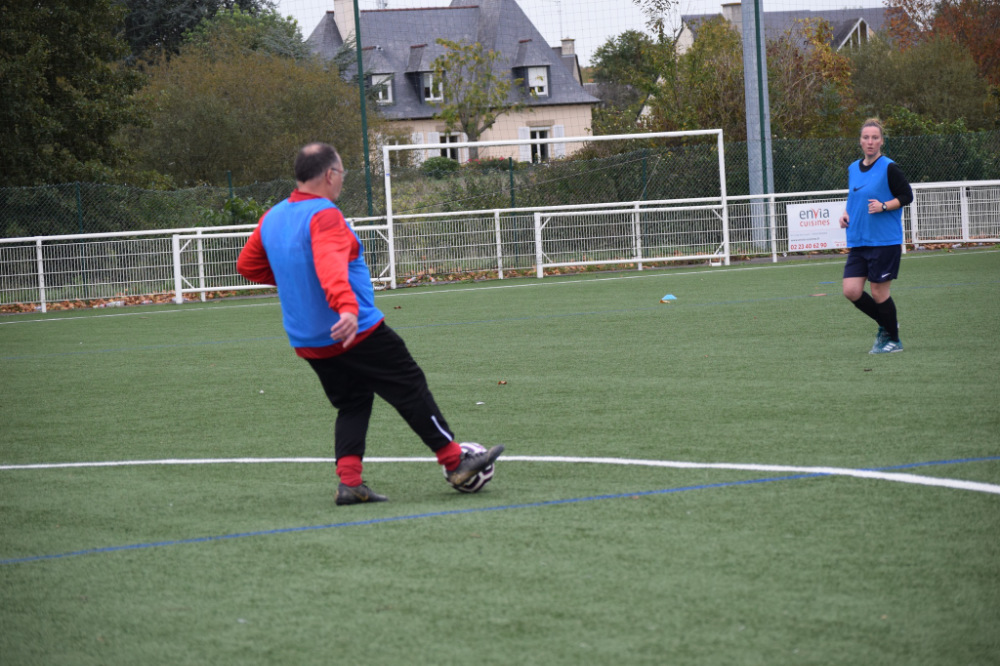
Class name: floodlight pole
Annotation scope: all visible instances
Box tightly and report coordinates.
[742,0,774,249]
[352,0,374,216]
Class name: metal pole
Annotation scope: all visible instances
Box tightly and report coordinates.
[742,0,774,250]
[534,212,544,279]
[383,144,397,289]
[632,202,643,270]
[196,229,207,302]
[75,183,84,233]
[508,157,516,209]
[717,131,731,266]
[753,1,771,195]
[35,239,47,313]
[494,209,504,279]
[642,148,648,200]
[75,182,90,298]
[352,0,374,216]
[172,235,184,304]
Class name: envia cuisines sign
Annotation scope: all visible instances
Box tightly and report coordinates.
[786,201,847,252]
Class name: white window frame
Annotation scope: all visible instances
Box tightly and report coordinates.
[518,125,564,162]
[422,72,443,102]
[843,20,869,50]
[372,73,393,104]
[527,66,549,97]
[439,133,462,160]
[529,128,550,163]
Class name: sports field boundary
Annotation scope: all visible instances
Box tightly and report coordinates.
[3,455,998,494]
[2,455,997,566]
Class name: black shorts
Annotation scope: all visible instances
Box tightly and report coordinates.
[843,245,902,283]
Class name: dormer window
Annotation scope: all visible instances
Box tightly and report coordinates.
[527,66,548,97]
[372,73,393,104]
[422,72,443,102]
[845,21,869,49]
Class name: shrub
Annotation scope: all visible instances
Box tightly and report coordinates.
[465,157,511,173]
[420,156,460,179]
[196,196,274,226]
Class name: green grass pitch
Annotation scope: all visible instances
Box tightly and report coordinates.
[1,249,998,665]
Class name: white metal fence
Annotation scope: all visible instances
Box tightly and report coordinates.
[533,202,728,276]
[2,180,997,313]
[169,220,393,304]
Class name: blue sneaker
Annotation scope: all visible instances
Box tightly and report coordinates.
[870,326,889,353]
[870,338,903,354]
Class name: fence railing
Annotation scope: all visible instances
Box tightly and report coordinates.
[2,180,997,313]
[170,219,393,303]
[533,203,728,277]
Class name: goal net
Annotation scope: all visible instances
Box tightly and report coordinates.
[381,130,730,283]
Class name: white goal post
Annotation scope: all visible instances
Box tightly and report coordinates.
[382,130,731,269]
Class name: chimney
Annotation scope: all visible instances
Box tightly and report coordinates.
[721,2,743,34]
[335,0,356,42]
[560,38,575,55]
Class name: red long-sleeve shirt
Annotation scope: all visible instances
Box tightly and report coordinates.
[237,190,382,358]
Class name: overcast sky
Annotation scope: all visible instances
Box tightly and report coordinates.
[276,0,887,67]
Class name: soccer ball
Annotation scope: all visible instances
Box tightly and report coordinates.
[445,442,495,493]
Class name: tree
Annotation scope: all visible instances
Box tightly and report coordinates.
[632,0,680,42]
[883,0,938,48]
[850,33,994,129]
[643,17,746,139]
[766,19,855,138]
[592,30,662,89]
[590,30,667,136]
[934,0,1000,86]
[0,0,145,186]
[643,15,864,141]
[117,0,278,60]
[429,38,527,161]
[182,6,309,60]
[883,0,998,87]
[123,12,371,186]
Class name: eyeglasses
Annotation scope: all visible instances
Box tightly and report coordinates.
[329,166,347,178]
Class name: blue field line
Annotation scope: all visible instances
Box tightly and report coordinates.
[6,457,998,566]
[0,473,822,566]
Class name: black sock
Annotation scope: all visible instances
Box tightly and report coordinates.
[850,292,881,323]
[876,297,899,341]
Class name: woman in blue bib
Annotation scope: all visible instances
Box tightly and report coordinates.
[838,118,913,354]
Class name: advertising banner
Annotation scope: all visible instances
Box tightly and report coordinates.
[786,201,847,252]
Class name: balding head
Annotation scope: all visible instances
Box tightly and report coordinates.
[294,143,340,183]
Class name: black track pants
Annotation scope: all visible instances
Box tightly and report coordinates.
[305,324,454,460]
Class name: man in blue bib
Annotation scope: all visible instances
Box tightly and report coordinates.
[238,143,503,504]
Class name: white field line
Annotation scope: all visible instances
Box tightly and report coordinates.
[2,456,998,496]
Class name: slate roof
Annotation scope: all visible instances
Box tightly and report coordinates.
[552,47,582,83]
[682,6,891,50]
[306,0,598,121]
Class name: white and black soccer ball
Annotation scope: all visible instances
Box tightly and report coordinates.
[445,442,495,493]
